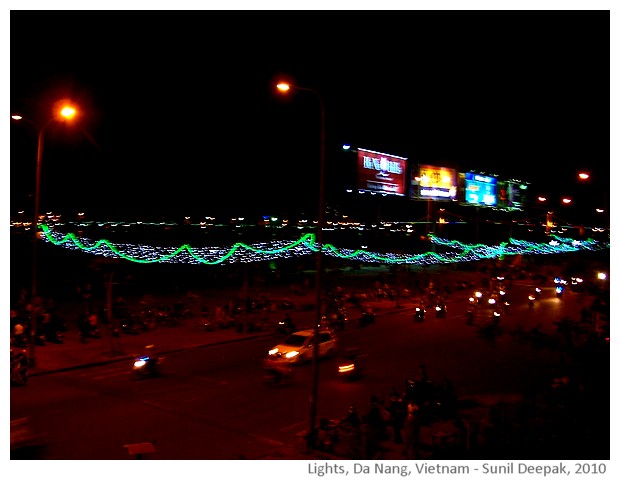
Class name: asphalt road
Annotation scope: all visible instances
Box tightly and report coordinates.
[10,279,606,460]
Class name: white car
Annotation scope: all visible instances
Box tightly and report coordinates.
[267,329,338,364]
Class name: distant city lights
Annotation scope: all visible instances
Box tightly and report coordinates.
[37,224,609,266]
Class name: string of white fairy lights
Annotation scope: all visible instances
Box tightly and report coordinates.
[38,224,609,266]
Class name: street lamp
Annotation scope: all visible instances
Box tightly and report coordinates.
[276,81,325,450]
[576,170,607,226]
[11,103,77,365]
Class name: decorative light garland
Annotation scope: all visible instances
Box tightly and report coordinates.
[39,224,609,266]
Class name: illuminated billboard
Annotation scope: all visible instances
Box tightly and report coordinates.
[411,164,457,201]
[497,180,527,210]
[463,172,497,206]
[357,148,407,196]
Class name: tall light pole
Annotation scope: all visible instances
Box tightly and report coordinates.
[12,104,77,365]
[276,82,325,450]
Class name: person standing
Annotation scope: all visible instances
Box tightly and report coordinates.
[403,402,422,459]
[365,395,389,457]
[388,390,407,444]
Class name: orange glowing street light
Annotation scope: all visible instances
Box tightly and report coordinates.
[11,102,79,365]
[276,81,326,450]
[60,105,77,119]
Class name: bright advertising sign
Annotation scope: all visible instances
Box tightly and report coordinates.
[411,164,457,201]
[464,172,497,206]
[498,180,527,210]
[357,148,407,196]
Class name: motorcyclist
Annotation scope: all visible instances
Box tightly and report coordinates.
[528,294,535,309]
[277,313,295,335]
[133,344,161,377]
[414,303,425,322]
[337,348,366,380]
[11,324,28,348]
[435,299,446,318]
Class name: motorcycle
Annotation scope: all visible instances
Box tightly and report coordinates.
[337,348,367,381]
[132,346,163,379]
[435,303,447,318]
[528,294,536,309]
[556,285,564,298]
[276,315,295,336]
[414,306,425,322]
[502,300,510,314]
[534,287,542,299]
[315,406,362,453]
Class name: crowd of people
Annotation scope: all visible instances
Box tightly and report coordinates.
[10,290,68,348]
[315,364,464,460]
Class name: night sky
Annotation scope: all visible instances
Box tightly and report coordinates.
[9,8,611,221]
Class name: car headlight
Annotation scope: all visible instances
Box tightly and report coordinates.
[134,359,146,368]
[268,348,279,356]
[285,351,300,359]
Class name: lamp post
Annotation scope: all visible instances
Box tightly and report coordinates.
[12,104,77,365]
[276,82,325,449]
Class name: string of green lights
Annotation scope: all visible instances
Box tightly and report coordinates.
[39,224,609,266]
